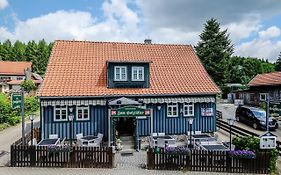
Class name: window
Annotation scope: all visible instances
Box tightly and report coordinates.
[76,106,90,121]
[17,77,24,80]
[54,106,68,121]
[167,103,178,117]
[260,93,267,101]
[183,103,194,116]
[131,66,144,81]
[114,66,127,81]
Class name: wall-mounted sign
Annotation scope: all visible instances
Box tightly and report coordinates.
[11,93,22,109]
[111,106,150,117]
[201,108,213,116]
[260,132,276,149]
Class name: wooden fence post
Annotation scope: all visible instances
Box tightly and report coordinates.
[108,147,114,168]
[30,146,36,167]
[10,145,15,167]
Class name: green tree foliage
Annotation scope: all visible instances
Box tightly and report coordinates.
[21,80,36,93]
[225,56,275,84]
[0,39,52,75]
[195,18,234,87]
[276,52,281,71]
[0,93,39,125]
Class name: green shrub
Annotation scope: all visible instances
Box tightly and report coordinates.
[21,80,36,93]
[232,136,260,152]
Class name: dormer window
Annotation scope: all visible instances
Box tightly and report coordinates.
[114,66,127,81]
[132,66,144,81]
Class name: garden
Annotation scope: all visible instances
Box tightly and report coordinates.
[0,92,39,131]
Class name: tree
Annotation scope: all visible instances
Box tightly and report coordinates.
[21,80,36,93]
[276,52,281,71]
[195,18,234,87]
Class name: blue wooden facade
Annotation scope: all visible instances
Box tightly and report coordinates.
[40,96,216,140]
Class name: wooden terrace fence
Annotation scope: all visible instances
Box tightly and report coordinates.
[10,145,114,168]
[147,148,270,174]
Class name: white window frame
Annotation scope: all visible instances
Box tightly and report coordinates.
[183,103,194,117]
[114,66,127,81]
[54,106,68,122]
[260,93,267,101]
[76,106,90,121]
[167,103,178,117]
[131,66,144,81]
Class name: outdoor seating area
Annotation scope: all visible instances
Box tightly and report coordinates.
[149,132,230,151]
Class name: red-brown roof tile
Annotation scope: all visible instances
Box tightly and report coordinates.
[248,72,281,87]
[38,40,220,97]
[0,61,32,75]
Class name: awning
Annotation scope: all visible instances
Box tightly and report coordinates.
[40,99,106,106]
[139,96,215,104]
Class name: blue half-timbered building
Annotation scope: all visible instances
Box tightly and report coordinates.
[38,40,220,147]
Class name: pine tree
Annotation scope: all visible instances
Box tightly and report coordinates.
[276,52,281,71]
[195,18,234,87]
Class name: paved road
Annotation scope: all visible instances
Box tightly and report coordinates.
[0,117,40,166]
[217,103,281,141]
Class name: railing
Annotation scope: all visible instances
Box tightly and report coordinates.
[147,148,270,174]
[10,145,114,168]
[216,110,281,155]
[13,128,41,146]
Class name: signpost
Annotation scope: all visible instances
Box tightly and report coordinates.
[11,91,25,145]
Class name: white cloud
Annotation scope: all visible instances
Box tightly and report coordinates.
[235,39,281,62]
[221,15,261,44]
[0,0,8,10]
[0,0,144,43]
[258,26,281,39]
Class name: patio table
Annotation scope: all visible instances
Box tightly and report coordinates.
[80,135,99,146]
[200,144,228,151]
[38,138,60,146]
[151,135,176,147]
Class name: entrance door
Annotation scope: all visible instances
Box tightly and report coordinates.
[116,117,135,136]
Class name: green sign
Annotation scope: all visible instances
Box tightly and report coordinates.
[269,102,281,118]
[11,93,22,109]
[111,106,150,117]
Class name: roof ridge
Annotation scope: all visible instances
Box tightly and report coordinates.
[54,39,193,47]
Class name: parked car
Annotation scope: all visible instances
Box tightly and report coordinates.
[235,106,278,130]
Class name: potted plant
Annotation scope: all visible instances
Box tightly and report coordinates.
[116,139,122,150]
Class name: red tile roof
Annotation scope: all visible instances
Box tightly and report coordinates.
[38,40,220,97]
[248,72,281,87]
[0,61,32,75]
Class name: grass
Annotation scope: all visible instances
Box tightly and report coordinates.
[0,123,11,132]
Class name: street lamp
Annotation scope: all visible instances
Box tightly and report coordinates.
[68,114,74,146]
[227,118,235,150]
[29,113,35,146]
[187,116,194,148]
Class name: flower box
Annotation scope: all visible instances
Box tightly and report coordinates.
[228,150,256,159]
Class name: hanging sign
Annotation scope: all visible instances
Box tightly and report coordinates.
[111,106,150,117]
[260,132,277,149]
[201,108,213,116]
[11,93,22,109]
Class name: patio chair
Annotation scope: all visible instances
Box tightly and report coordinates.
[49,134,58,139]
[151,133,157,137]
[28,138,37,146]
[76,133,83,139]
[88,139,100,147]
[60,137,66,145]
[97,133,104,140]
[158,133,165,136]
[194,131,202,135]
[156,138,166,148]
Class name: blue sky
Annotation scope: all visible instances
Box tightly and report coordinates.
[0,0,281,62]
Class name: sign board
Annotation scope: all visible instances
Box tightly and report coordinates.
[111,106,150,117]
[201,108,213,116]
[269,102,281,118]
[260,132,277,149]
[11,93,22,109]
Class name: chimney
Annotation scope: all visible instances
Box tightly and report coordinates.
[144,39,152,44]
